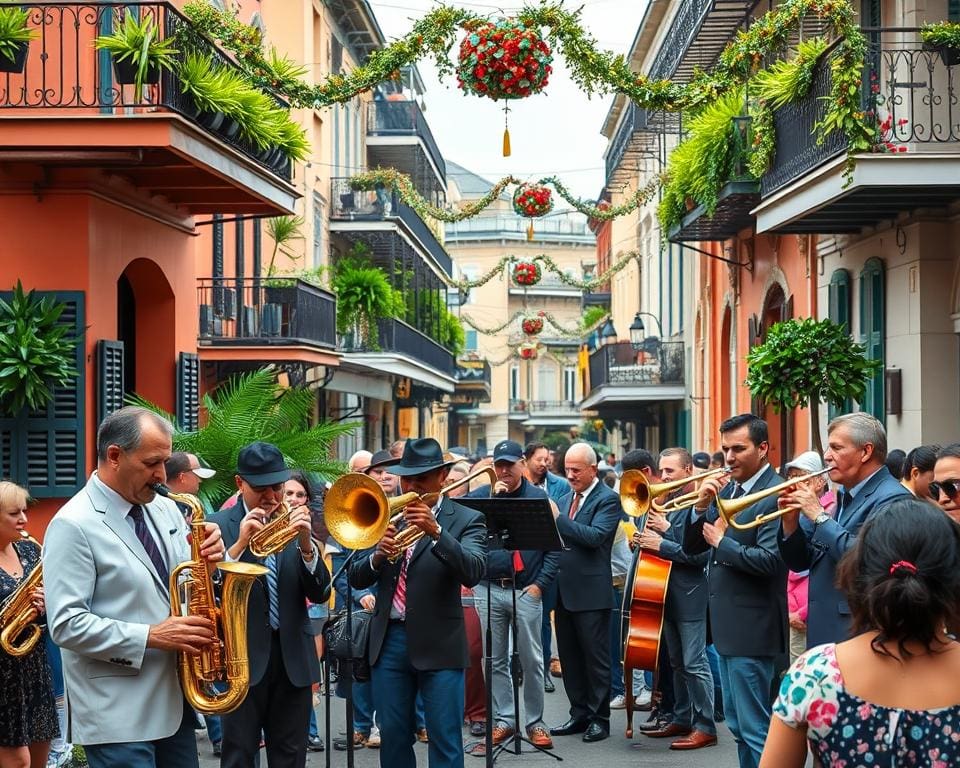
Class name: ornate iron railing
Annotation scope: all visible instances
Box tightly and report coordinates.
[588,341,684,391]
[527,400,579,413]
[340,318,455,378]
[763,29,960,196]
[366,100,446,181]
[197,278,336,349]
[648,0,712,79]
[0,2,291,179]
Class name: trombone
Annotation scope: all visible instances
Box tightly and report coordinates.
[715,467,832,530]
[324,466,497,557]
[619,466,729,518]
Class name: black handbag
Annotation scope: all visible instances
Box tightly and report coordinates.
[323,609,373,682]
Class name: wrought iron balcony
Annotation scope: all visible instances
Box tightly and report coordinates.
[508,399,528,416]
[762,30,960,200]
[453,356,492,404]
[527,400,579,414]
[367,100,446,182]
[197,278,337,350]
[0,2,291,180]
[340,318,455,379]
[604,102,665,187]
[330,178,452,277]
[588,341,684,391]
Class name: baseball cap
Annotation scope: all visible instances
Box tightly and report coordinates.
[191,463,216,480]
[493,440,524,463]
[784,450,824,475]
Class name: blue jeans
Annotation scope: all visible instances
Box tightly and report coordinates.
[706,644,723,710]
[336,678,376,734]
[371,623,464,768]
[85,700,199,768]
[717,655,776,768]
[663,619,715,734]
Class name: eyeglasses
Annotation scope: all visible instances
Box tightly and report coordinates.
[929,479,960,501]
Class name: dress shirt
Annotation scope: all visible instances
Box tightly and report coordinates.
[574,477,600,508]
[841,467,883,501]
[91,473,171,557]
[689,463,770,523]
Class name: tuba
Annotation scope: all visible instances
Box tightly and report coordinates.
[0,533,43,657]
[247,501,299,558]
[153,484,267,715]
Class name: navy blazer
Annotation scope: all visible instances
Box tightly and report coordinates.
[209,502,331,688]
[658,508,709,623]
[683,466,788,657]
[779,466,910,647]
[554,481,622,612]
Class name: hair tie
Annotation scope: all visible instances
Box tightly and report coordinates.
[889,560,918,576]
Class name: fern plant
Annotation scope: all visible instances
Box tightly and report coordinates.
[95,13,177,101]
[332,251,405,350]
[752,37,829,110]
[129,368,353,509]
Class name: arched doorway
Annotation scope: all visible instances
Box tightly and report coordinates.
[720,306,732,424]
[759,283,793,470]
[117,259,176,410]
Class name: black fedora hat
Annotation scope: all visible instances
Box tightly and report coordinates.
[390,438,455,477]
[236,441,292,486]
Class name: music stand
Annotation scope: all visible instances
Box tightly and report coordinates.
[459,497,565,765]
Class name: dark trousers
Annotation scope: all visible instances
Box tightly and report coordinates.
[541,580,558,672]
[555,599,612,727]
[221,632,313,768]
[463,602,487,723]
[85,699,198,768]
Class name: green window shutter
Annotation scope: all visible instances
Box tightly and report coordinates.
[97,340,125,427]
[176,352,200,431]
[828,270,852,419]
[859,258,885,423]
[0,292,86,498]
[951,0,960,23]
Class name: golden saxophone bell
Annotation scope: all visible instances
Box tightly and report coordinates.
[715,467,832,530]
[153,484,267,715]
[248,501,301,558]
[0,533,43,657]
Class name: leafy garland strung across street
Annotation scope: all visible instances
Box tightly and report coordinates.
[184,0,873,184]
[441,251,638,292]
[350,168,660,223]
[460,309,607,338]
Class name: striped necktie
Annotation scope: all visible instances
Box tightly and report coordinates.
[129,506,169,585]
[266,553,280,630]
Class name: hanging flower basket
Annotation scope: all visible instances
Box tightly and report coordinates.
[512,261,541,286]
[456,18,553,101]
[512,183,553,218]
[521,316,544,335]
[518,342,539,360]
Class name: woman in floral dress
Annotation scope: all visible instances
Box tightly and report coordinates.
[0,481,58,768]
[761,497,960,768]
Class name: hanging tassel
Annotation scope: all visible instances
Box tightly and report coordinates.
[526,221,534,241]
[503,126,511,157]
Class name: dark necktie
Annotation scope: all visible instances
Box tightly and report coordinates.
[568,492,582,519]
[266,554,280,630]
[129,505,169,584]
[836,491,849,525]
[730,484,745,500]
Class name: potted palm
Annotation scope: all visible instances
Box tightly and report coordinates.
[0,3,35,74]
[95,12,177,101]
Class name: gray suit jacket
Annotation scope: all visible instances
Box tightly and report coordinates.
[659,508,709,623]
[43,474,192,745]
[779,466,909,647]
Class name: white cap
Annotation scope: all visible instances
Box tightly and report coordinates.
[191,466,217,479]
[784,450,824,475]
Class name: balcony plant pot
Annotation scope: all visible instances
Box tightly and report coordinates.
[0,39,27,73]
[922,42,960,67]
[113,58,160,88]
[179,93,225,131]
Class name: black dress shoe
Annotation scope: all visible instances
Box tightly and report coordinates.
[549,718,589,736]
[544,677,555,693]
[307,735,325,752]
[582,723,609,743]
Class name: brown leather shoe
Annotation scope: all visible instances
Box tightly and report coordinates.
[491,725,514,745]
[670,730,718,750]
[549,658,562,678]
[643,723,692,739]
[527,726,553,749]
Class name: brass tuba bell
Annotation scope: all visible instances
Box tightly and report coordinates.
[0,533,43,657]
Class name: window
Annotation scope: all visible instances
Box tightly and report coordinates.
[953,0,960,22]
[464,330,478,352]
[828,269,852,420]
[509,366,520,401]
[313,192,324,268]
[859,258,885,422]
[563,366,576,402]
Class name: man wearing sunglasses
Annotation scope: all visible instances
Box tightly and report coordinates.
[932,444,960,523]
[210,441,331,768]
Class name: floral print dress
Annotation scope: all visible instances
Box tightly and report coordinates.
[0,538,58,747]
[774,643,960,768]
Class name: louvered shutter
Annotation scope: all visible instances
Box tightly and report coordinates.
[176,352,200,431]
[828,270,852,420]
[97,340,125,427]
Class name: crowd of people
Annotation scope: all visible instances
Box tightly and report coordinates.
[2,403,960,768]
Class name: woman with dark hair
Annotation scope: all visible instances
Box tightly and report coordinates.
[760,498,960,767]
[884,448,907,481]
[900,444,941,501]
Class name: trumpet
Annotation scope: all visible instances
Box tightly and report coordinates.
[248,501,299,558]
[619,467,729,518]
[715,467,832,530]
[325,467,497,558]
[0,533,43,657]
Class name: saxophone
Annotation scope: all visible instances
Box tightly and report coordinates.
[153,484,267,715]
[0,533,43,657]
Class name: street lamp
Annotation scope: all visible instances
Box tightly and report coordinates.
[600,319,617,346]
[629,311,663,350]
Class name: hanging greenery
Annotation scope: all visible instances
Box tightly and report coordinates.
[512,183,553,218]
[183,0,873,185]
[460,308,608,338]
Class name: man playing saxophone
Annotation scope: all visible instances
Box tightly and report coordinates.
[43,406,226,768]
[209,441,330,768]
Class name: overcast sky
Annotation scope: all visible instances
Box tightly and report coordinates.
[368,0,650,201]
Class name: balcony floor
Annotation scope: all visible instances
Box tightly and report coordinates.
[669,180,761,242]
[580,383,686,413]
[338,351,456,394]
[0,115,298,215]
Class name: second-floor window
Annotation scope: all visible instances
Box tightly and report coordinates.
[313,193,324,268]
[509,365,520,401]
[464,330,478,352]
[563,366,576,403]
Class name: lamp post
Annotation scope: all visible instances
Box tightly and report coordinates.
[628,311,663,350]
[600,319,617,347]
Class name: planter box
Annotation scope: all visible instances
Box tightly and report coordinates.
[923,41,960,67]
[113,58,161,86]
[0,41,28,74]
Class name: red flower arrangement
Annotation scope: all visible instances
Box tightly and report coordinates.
[456,19,553,101]
[512,261,541,286]
[872,113,909,153]
[518,342,539,360]
[522,316,544,335]
[512,183,553,218]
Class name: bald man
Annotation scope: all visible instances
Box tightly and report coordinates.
[348,450,373,474]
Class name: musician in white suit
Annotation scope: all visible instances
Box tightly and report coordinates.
[42,406,225,768]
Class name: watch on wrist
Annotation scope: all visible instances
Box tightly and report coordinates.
[814,512,830,527]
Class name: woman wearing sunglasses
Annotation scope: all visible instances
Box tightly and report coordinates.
[932,444,960,523]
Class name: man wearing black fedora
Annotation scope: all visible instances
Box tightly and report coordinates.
[350,438,487,768]
[210,441,331,768]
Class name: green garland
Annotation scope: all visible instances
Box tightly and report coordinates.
[442,251,637,292]
[183,0,872,185]
[460,309,607,338]
[351,169,659,224]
